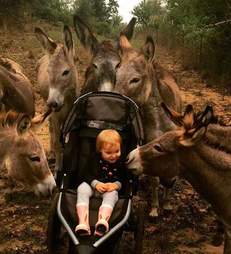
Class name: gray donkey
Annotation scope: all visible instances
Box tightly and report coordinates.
[1,111,56,196]
[127,104,231,254]
[35,25,79,175]
[114,35,182,218]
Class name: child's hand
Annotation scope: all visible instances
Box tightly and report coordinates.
[95,183,107,193]
[105,183,119,192]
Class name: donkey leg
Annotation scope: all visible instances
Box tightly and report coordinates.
[212,219,224,246]
[160,177,176,212]
[162,187,173,211]
[53,119,63,179]
[224,227,231,254]
[48,117,56,163]
[149,176,160,218]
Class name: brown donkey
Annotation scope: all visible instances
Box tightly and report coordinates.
[114,35,182,217]
[1,111,56,196]
[0,57,35,116]
[73,15,136,93]
[35,26,79,175]
[127,104,231,254]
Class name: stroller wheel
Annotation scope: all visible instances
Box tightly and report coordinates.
[134,201,146,254]
[47,193,70,254]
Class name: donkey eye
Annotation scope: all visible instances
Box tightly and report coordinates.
[62,70,70,76]
[29,156,40,162]
[153,144,164,153]
[115,62,121,69]
[130,78,140,84]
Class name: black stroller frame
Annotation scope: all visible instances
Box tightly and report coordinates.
[47,92,145,254]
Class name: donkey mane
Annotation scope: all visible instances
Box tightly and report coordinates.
[0,111,25,128]
[97,40,119,55]
[204,124,231,154]
[52,44,67,58]
[0,58,26,82]
[0,58,15,73]
[101,40,114,49]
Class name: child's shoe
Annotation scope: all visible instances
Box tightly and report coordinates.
[94,206,112,236]
[75,205,91,236]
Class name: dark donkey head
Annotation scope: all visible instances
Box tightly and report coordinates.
[126,104,215,177]
[73,15,136,93]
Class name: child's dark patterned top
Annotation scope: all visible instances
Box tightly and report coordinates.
[97,159,123,183]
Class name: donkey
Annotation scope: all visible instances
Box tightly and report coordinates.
[35,25,79,175]
[73,15,136,93]
[126,104,231,254]
[0,57,35,116]
[1,111,56,196]
[114,35,182,218]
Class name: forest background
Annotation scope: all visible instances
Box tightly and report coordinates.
[0,0,230,90]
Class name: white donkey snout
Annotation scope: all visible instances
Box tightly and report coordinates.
[34,173,56,197]
[126,148,143,175]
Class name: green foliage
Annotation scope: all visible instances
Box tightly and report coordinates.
[0,0,73,28]
[107,0,119,17]
[154,0,231,86]
[31,0,73,23]
[0,0,123,37]
[132,0,163,29]
[73,0,122,37]
[72,0,94,23]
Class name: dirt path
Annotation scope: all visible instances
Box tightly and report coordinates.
[0,28,230,253]
[157,47,231,123]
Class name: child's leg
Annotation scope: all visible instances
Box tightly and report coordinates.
[75,182,93,235]
[95,190,119,236]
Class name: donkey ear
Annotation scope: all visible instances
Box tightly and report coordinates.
[115,18,136,50]
[142,36,155,62]
[16,114,31,134]
[34,27,57,54]
[179,127,206,147]
[73,15,98,54]
[121,17,136,40]
[182,104,194,129]
[197,105,214,126]
[63,25,74,53]
[119,35,132,53]
[161,103,183,126]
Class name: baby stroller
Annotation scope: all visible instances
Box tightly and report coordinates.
[47,92,145,254]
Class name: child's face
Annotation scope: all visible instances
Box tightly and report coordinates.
[100,142,121,163]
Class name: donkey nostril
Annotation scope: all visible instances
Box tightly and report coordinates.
[48,101,57,108]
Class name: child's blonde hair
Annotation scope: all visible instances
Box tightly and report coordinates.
[96,129,121,152]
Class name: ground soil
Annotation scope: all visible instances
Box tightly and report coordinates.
[0,24,230,254]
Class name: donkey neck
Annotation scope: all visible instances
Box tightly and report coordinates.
[205,124,231,153]
[141,66,176,142]
[179,127,231,222]
[0,130,16,164]
[141,95,176,142]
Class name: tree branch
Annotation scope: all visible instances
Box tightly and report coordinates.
[205,19,231,28]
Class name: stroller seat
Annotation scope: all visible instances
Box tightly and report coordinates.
[48,92,144,254]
